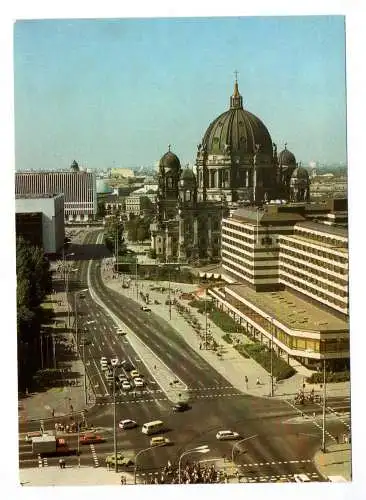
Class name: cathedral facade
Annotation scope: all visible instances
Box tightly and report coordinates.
[150,79,310,264]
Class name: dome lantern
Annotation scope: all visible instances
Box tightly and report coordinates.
[230,74,243,109]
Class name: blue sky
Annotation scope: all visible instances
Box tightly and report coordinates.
[14,16,347,170]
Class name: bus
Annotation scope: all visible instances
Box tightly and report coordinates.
[141,420,164,435]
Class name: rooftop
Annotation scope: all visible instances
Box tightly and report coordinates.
[224,283,348,333]
[296,220,348,239]
[15,193,62,200]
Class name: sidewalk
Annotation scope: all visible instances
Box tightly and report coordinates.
[313,442,351,481]
[103,274,350,400]
[18,282,94,423]
[19,465,133,486]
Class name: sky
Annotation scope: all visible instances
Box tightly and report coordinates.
[13,15,347,171]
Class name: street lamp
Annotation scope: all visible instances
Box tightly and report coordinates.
[321,358,327,453]
[178,445,210,484]
[268,317,274,397]
[134,444,166,484]
[110,359,118,473]
[231,434,258,464]
[82,320,96,405]
[74,288,89,347]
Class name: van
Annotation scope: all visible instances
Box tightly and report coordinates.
[141,420,164,435]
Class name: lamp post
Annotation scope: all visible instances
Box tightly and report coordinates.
[109,359,118,472]
[82,320,95,405]
[178,445,210,484]
[134,445,165,484]
[268,317,274,397]
[63,252,75,326]
[135,259,139,301]
[231,434,258,464]
[74,288,89,349]
[321,358,327,453]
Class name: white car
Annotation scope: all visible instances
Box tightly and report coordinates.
[118,374,128,383]
[294,474,311,483]
[122,381,132,391]
[134,377,144,388]
[116,328,127,336]
[141,306,151,312]
[110,357,119,367]
[119,419,137,430]
[216,430,240,441]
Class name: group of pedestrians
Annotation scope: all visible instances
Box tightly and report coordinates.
[143,460,223,484]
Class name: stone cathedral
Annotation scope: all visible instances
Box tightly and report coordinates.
[150,78,310,264]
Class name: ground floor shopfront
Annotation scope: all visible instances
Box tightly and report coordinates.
[208,285,349,371]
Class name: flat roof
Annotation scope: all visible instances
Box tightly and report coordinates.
[296,220,348,238]
[224,283,348,333]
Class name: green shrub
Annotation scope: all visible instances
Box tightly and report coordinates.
[234,343,295,380]
[306,370,350,384]
[209,310,246,333]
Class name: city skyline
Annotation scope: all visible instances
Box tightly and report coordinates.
[14,16,347,171]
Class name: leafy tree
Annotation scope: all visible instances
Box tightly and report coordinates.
[97,200,106,218]
[104,216,126,255]
[16,237,51,390]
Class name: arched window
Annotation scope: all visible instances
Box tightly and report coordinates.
[186,190,191,201]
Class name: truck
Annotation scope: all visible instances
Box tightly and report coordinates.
[32,435,73,456]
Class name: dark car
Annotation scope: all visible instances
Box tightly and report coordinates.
[173,402,191,412]
[121,360,135,372]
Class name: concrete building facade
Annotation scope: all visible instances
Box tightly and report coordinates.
[15,193,65,255]
[210,202,349,369]
[15,162,97,221]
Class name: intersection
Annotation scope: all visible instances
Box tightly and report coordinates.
[18,229,351,484]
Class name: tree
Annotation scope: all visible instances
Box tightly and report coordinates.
[16,237,51,390]
[97,200,106,218]
[103,216,126,255]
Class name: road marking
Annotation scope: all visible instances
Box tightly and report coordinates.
[90,444,99,467]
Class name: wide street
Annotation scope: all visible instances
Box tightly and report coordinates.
[18,229,351,483]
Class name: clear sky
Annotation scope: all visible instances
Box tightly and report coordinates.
[14,16,347,170]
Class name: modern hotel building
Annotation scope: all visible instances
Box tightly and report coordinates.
[209,199,349,369]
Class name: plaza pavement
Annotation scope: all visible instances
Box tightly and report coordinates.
[103,273,350,401]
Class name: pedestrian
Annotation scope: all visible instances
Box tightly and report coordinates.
[245,375,248,387]
[51,408,55,418]
[256,377,260,385]
[199,343,202,350]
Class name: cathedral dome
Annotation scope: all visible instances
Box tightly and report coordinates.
[291,166,309,181]
[70,160,79,172]
[181,168,196,181]
[159,148,181,173]
[201,80,273,157]
[278,146,296,166]
[180,167,196,188]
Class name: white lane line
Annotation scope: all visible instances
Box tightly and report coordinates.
[90,444,99,467]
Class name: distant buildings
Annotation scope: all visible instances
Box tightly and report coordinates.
[15,161,97,222]
[15,193,65,255]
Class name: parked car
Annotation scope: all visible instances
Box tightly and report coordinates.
[118,419,137,430]
[141,306,151,312]
[79,433,105,445]
[150,436,171,447]
[172,401,190,412]
[116,329,127,336]
[130,370,140,379]
[215,430,240,441]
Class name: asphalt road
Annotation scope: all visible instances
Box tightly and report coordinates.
[18,229,351,483]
